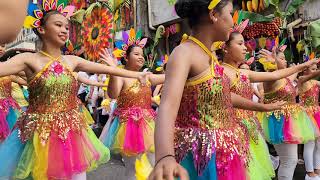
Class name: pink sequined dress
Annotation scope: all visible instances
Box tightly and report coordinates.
[0,76,20,142]
[259,78,316,144]
[101,80,156,156]
[299,80,320,136]
[175,65,249,180]
[0,59,110,180]
[230,72,275,179]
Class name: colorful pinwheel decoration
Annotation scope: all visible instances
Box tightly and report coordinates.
[82,3,114,61]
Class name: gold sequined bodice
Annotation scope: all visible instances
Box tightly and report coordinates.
[117,80,152,109]
[0,76,12,99]
[28,61,79,113]
[264,78,296,104]
[299,82,319,107]
[176,68,237,129]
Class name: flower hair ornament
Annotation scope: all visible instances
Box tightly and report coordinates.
[24,0,75,29]
[113,28,148,58]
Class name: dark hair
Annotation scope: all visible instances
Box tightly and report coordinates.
[121,44,140,65]
[175,0,231,28]
[33,10,64,38]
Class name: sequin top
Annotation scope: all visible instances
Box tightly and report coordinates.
[299,80,320,113]
[17,60,87,144]
[114,80,156,123]
[264,78,300,119]
[0,76,19,113]
[230,73,260,143]
[175,66,249,176]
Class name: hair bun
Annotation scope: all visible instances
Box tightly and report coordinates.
[175,0,193,18]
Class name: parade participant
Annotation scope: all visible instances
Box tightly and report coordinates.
[298,65,320,180]
[0,1,150,179]
[98,30,165,179]
[148,0,285,179]
[220,28,319,180]
[258,47,319,180]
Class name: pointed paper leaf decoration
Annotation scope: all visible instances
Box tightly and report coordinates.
[33,19,41,28]
[129,28,136,42]
[279,38,287,46]
[122,31,129,44]
[34,10,44,19]
[310,52,315,60]
[43,0,51,11]
[279,45,287,52]
[51,0,57,10]
[28,2,38,16]
[233,10,239,25]
[238,10,244,25]
[164,54,169,63]
[62,6,75,19]
[115,41,125,49]
[57,4,64,12]
[275,36,279,46]
[138,38,148,48]
[113,49,126,58]
[136,30,142,40]
[258,37,266,48]
[24,16,38,28]
[237,19,249,33]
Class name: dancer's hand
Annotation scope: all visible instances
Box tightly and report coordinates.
[148,157,189,180]
[302,58,320,69]
[137,71,151,86]
[263,101,286,111]
[258,48,276,62]
[99,48,118,67]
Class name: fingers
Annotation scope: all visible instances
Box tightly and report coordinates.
[174,166,189,180]
[163,165,175,180]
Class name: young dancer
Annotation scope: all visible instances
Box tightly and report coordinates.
[298,65,320,180]
[258,48,319,180]
[220,30,318,180]
[0,1,150,179]
[99,30,165,179]
[149,0,285,179]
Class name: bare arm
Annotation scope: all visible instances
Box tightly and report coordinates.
[153,84,163,97]
[247,59,318,83]
[231,93,285,112]
[252,84,262,99]
[0,0,28,43]
[0,53,29,77]
[148,74,165,86]
[71,56,147,79]
[298,70,320,86]
[10,75,27,86]
[78,75,108,87]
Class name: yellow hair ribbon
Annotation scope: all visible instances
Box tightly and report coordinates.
[208,0,222,10]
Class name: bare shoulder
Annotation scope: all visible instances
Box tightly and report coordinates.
[167,43,193,66]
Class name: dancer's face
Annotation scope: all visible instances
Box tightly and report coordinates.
[305,64,318,75]
[212,2,234,41]
[126,46,145,70]
[38,13,69,47]
[225,33,247,62]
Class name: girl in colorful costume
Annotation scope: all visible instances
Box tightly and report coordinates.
[258,47,319,180]
[99,29,165,180]
[0,1,151,179]
[0,76,23,142]
[220,18,318,179]
[298,65,320,180]
[149,0,286,179]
